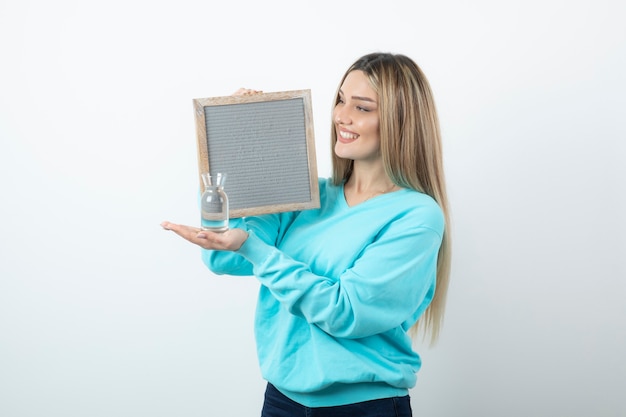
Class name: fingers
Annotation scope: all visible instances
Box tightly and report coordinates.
[161,221,204,243]
[162,220,250,252]
[161,221,200,234]
[161,221,232,250]
[232,88,263,96]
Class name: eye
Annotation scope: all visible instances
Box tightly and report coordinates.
[356,106,371,112]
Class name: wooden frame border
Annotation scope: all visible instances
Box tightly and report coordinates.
[193,89,319,218]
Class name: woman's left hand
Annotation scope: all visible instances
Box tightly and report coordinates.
[232,88,263,96]
[160,221,249,251]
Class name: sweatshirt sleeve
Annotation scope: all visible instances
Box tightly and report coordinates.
[200,218,253,275]
[201,211,299,276]
[235,208,444,338]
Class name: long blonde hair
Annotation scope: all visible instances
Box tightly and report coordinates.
[331,53,452,345]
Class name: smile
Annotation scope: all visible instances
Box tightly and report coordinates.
[338,130,358,140]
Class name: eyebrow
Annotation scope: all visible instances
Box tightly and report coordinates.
[338,89,377,103]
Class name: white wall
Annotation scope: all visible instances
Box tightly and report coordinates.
[1,1,624,416]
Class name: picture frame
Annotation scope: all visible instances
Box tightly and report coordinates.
[193,89,320,218]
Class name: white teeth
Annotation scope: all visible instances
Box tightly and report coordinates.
[339,131,358,140]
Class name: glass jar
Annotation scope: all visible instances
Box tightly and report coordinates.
[200,172,229,232]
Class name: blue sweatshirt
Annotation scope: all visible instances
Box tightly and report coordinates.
[202,178,444,407]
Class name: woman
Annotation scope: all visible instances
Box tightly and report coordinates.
[161,52,451,417]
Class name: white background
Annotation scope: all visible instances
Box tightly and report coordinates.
[1,0,624,416]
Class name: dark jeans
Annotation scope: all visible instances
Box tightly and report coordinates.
[261,383,413,417]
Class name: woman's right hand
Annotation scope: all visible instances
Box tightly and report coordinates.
[160,221,249,252]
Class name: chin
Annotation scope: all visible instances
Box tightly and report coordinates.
[334,146,352,160]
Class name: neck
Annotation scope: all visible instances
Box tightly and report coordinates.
[347,161,395,193]
[343,163,398,206]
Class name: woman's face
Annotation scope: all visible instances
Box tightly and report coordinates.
[333,70,381,162]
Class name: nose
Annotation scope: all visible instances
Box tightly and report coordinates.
[334,106,349,125]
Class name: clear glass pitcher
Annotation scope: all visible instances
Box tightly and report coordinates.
[200,172,229,232]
